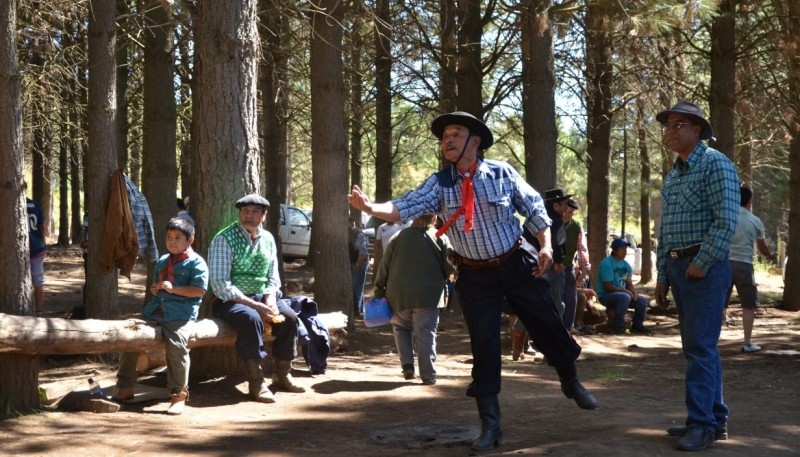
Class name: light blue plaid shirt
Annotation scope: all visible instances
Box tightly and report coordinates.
[657,143,740,282]
[393,159,551,260]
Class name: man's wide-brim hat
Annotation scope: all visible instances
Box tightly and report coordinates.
[656,101,714,140]
[235,193,270,210]
[431,111,494,150]
[544,188,571,202]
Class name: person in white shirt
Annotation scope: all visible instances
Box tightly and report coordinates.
[726,187,775,353]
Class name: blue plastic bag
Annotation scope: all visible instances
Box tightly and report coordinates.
[364,297,392,327]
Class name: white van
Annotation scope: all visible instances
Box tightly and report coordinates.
[279,204,311,258]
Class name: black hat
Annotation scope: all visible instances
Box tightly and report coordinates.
[566,198,579,209]
[430,111,494,150]
[544,188,572,202]
[656,101,714,140]
[235,193,270,210]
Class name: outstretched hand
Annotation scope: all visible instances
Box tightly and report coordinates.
[348,185,370,213]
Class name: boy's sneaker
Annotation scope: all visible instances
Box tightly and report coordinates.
[742,342,762,353]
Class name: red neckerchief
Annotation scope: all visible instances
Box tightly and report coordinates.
[158,247,193,283]
[436,160,477,238]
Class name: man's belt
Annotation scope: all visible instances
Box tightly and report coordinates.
[669,243,701,259]
[458,239,522,269]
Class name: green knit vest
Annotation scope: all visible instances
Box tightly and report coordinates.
[219,222,276,295]
[563,220,581,268]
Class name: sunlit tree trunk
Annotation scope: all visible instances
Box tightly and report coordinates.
[85,0,120,319]
[0,0,40,413]
[309,0,352,321]
[190,0,260,376]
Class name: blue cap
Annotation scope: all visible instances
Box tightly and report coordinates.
[611,238,629,250]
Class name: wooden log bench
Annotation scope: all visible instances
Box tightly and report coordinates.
[1,312,348,409]
[0,312,348,355]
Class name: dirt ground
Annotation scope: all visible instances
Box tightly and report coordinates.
[1,246,799,456]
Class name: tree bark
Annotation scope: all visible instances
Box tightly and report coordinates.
[636,101,653,283]
[309,0,352,321]
[0,0,40,413]
[191,0,260,376]
[455,0,483,116]
[521,0,557,192]
[438,0,457,115]
[374,0,393,202]
[585,2,614,285]
[708,0,737,159]
[142,0,178,258]
[260,0,291,283]
[86,0,120,319]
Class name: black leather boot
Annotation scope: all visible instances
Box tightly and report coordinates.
[472,395,504,451]
[556,362,598,410]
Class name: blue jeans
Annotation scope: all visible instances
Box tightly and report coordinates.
[599,292,648,331]
[668,256,730,432]
[351,261,369,314]
[391,307,440,381]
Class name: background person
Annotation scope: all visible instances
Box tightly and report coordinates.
[596,238,650,334]
[113,217,208,415]
[348,217,369,315]
[208,194,305,404]
[655,101,740,451]
[25,182,46,314]
[726,186,775,353]
[374,214,455,385]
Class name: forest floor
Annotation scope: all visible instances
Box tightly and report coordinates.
[1,245,799,456]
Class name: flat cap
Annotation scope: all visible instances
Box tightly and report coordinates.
[235,193,270,209]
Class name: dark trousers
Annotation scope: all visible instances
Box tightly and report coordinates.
[213,295,299,362]
[457,241,581,397]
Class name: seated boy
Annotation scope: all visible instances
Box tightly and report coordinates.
[113,217,209,415]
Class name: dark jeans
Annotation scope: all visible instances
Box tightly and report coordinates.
[457,240,581,397]
[213,295,299,362]
[668,256,730,432]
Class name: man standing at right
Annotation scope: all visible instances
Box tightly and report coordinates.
[655,101,740,451]
[727,186,775,353]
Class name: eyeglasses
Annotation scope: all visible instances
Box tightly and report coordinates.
[661,122,695,132]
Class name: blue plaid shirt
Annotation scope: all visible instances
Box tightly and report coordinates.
[124,174,158,261]
[657,143,740,282]
[393,159,551,260]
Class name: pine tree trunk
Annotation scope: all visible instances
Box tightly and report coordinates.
[309,0,352,319]
[85,0,120,319]
[0,0,40,413]
[521,0,557,192]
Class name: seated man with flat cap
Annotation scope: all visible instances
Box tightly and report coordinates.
[208,194,305,403]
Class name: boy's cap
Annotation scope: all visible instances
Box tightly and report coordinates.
[235,194,270,210]
[611,238,630,250]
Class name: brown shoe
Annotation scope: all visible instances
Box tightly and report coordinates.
[511,330,526,361]
[112,387,134,402]
[167,387,188,415]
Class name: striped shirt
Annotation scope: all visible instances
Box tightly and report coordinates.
[393,159,551,260]
[208,221,281,302]
[657,143,740,282]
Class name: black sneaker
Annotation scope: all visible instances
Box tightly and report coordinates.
[631,326,652,334]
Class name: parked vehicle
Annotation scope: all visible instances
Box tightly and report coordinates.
[279,204,311,258]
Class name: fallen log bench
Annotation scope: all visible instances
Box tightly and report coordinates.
[0,311,349,356]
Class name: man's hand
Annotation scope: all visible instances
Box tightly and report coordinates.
[686,262,706,280]
[655,282,670,306]
[534,247,553,278]
[348,185,371,214]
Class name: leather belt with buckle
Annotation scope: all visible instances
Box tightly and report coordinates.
[669,243,701,259]
[457,239,522,269]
